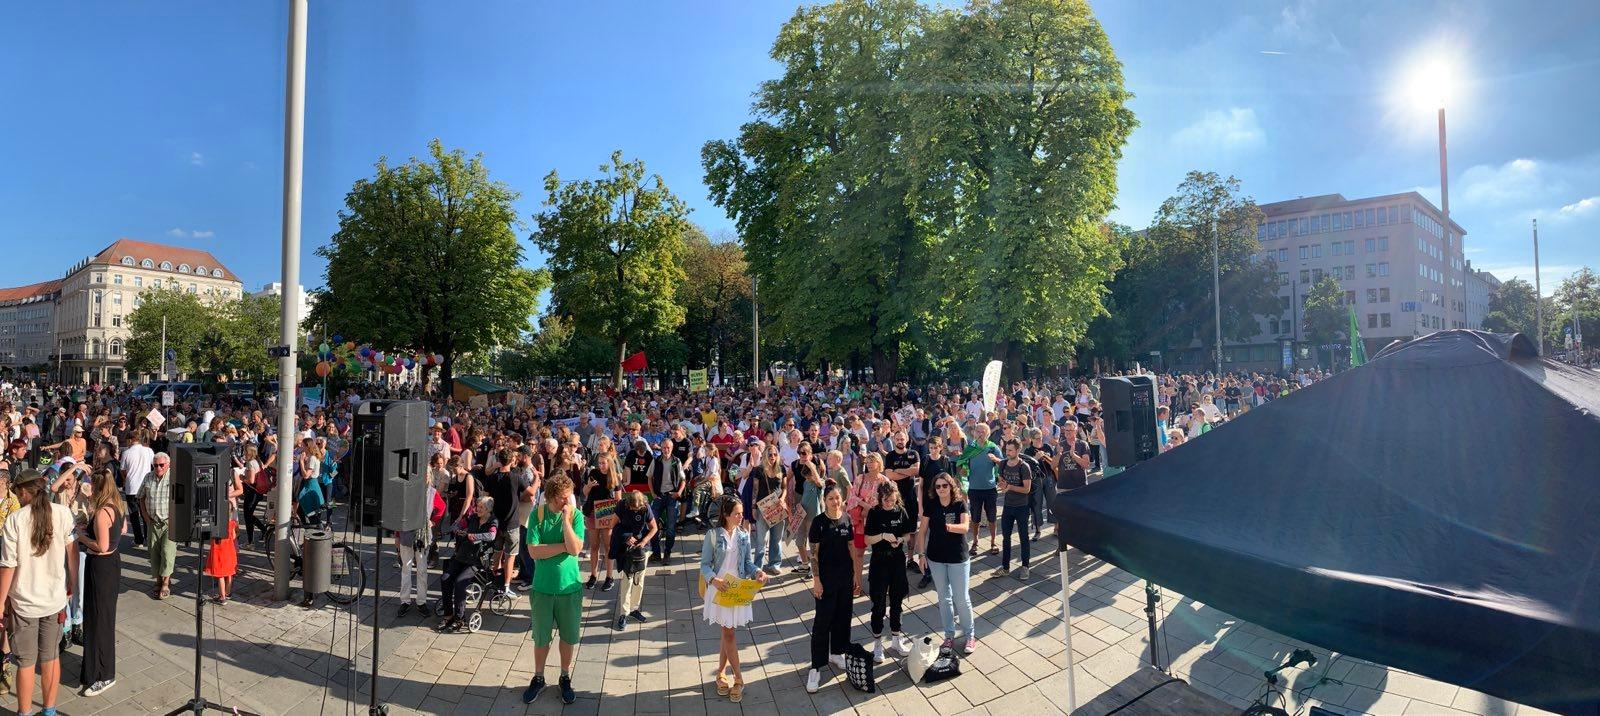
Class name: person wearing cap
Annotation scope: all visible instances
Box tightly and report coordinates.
[39,425,85,465]
[0,469,78,716]
[137,453,176,599]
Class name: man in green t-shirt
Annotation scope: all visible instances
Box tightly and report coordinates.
[521,473,585,706]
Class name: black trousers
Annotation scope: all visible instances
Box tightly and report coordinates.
[439,562,477,620]
[81,552,120,684]
[868,556,907,636]
[125,498,146,545]
[811,586,853,669]
[242,489,268,545]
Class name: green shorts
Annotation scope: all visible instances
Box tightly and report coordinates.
[529,591,581,647]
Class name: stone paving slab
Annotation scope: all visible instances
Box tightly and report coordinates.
[22,521,1558,716]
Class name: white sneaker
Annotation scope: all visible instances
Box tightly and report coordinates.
[84,679,115,697]
[805,668,822,694]
[893,632,912,656]
[829,653,847,671]
[872,638,885,664]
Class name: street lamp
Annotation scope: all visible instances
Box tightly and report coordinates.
[1402,56,1460,334]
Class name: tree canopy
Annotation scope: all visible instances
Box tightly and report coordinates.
[126,290,282,380]
[533,151,690,387]
[310,139,546,395]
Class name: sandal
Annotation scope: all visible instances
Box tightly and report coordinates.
[715,672,732,696]
[158,585,170,600]
[730,679,744,703]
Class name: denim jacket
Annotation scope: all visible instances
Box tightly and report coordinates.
[699,526,758,583]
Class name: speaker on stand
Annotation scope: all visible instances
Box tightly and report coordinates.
[1099,375,1159,469]
[351,399,429,716]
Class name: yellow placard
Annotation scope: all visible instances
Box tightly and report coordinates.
[688,368,708,393]
[712,575,765,607]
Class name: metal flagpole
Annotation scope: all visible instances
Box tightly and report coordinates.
[1212,220,1223,376]
[1533,219,1544,354]
[1058,545,1078,712]
[1438,105,1454,332]
[272,0,308,601]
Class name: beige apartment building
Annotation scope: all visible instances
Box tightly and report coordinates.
[0,238,243,384]
[1163,191,1469,373]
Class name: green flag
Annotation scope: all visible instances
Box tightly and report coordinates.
[1349,307,1368,367]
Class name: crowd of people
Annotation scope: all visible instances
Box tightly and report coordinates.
[0,365,1327,712]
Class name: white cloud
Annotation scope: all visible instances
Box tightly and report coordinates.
[1172,108,1265,152]
[165,228,215,239]
[1556,196,1599,219]
[191,230,215,239]
[1458,158,1542,207]
[189,151,205,167]
[167,228,187,238]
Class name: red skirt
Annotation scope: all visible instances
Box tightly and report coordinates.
[204,520,238,578]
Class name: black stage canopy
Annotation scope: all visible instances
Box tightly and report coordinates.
[1056,331,1600,714]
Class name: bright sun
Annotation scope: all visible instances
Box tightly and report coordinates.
[1395,50,1464,112]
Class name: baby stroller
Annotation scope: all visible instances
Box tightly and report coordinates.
[451,547,515,633]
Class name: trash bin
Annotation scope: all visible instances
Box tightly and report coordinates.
[302,528,332,595]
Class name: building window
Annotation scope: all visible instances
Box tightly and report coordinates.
[93,273,103,284]
[1300,269,1310,284]
[212,269,224,278]
[1331,242,1341,257]
[1346,290,1356,305]
[1380,287,1390,302]
[141,259,154,268]
[133,276,142,287]
[1379,262,1389,277]
[1381,313,1391,328]
[159,261,172,270]
[1277,248,1287,262]
[1299,245,1308,260]
[1379,237,1388,251]
[188,284,197,294]
[1312,244,1322,258]
[1344,240,1355,254]
[1355,210,1365,228]
[111,315,121,328]
[109,339,122,355]
[1346,264,1354,278]
[1312,268,1324,283]
[1321,215,1330,232]
[121,257,135,266]
[179,264,191,274]
[113,274,122,285]
[112,292,122,305]
[1333,213,1342,230]
[1367,288,1378,303]
[1365,208,1375,225]
[1368,313,1378,329]
[1367,263,1376,278]
[1332,266,1343,280]
[197,265,208,275]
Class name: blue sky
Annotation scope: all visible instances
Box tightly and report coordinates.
[2,0,1596,297]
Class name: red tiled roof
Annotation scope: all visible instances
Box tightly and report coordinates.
[0,279,62,304]
[90,238,239,282]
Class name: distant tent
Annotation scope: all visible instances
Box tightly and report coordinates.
[451,375,509,406]
[1055,331,1600,714]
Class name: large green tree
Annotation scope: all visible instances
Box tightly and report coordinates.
[704,0,929,381]
[126,290,281,380]
[1552,267,1599,356]
[678,228,752,380]
[907,0,1137,378]
[1302,276,1349,367]
[1481,278,1543,338]
[1086,172,1279,366]
[533,151,690,388]
[311,140,546,395]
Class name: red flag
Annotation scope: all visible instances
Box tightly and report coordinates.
[621,351,648,372]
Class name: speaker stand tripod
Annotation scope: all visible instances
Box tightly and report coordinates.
[165,534,260,716]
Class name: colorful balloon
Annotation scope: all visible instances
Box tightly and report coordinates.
[345,341,356,351]
[314,361,332,378]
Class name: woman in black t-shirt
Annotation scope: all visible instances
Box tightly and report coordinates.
[865,481,913,662]
[583,452,621,591]
[918,471,976,655]
[805,480,854,694]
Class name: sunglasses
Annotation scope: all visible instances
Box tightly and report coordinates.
[935,483,952,490]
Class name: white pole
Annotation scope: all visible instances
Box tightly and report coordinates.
[1059,548,1078,713]
[1533,219,1544,354]
[160,316,166,382]
[272,0,308,602]
[1212,220,1223,376]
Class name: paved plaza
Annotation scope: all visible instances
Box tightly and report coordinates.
[38,525,1555,716]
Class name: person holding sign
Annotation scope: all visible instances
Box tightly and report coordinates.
[582,444,621,592]
[609,491,657,629]
[806,480,856,693]
[865,481,914,663]
[699,496,767,703]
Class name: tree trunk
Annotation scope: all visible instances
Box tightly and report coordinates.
[612,340,628,390]
[991,339,1023,384]
[440,352,455,399]
[870,343,899,384]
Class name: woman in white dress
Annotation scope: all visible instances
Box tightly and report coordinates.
[699,496,768,703]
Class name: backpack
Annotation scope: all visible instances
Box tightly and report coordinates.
[252,465,275,495]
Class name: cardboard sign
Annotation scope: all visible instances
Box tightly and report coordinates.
[592,498,618,529]
[146,408,165,431]
[712,574,766,608]
[756,489,787,525]
[468,394,488,409]
[688,369,708,393]
[161,390,176,407]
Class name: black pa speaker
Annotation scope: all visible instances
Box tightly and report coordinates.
[353,399,428,532]
[170,443,232,543]
[1100,376,1158,468]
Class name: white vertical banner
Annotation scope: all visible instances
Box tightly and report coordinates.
[981,359,1002,412]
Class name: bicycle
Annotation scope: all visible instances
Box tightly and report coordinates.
[265,513,366,605]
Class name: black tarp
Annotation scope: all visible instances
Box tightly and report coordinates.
[1055,331,1600,714]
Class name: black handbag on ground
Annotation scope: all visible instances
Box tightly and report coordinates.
[844,643,876,693]
[922,645,961,683]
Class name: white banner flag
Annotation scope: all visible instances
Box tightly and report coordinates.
[981,360,1002,412]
